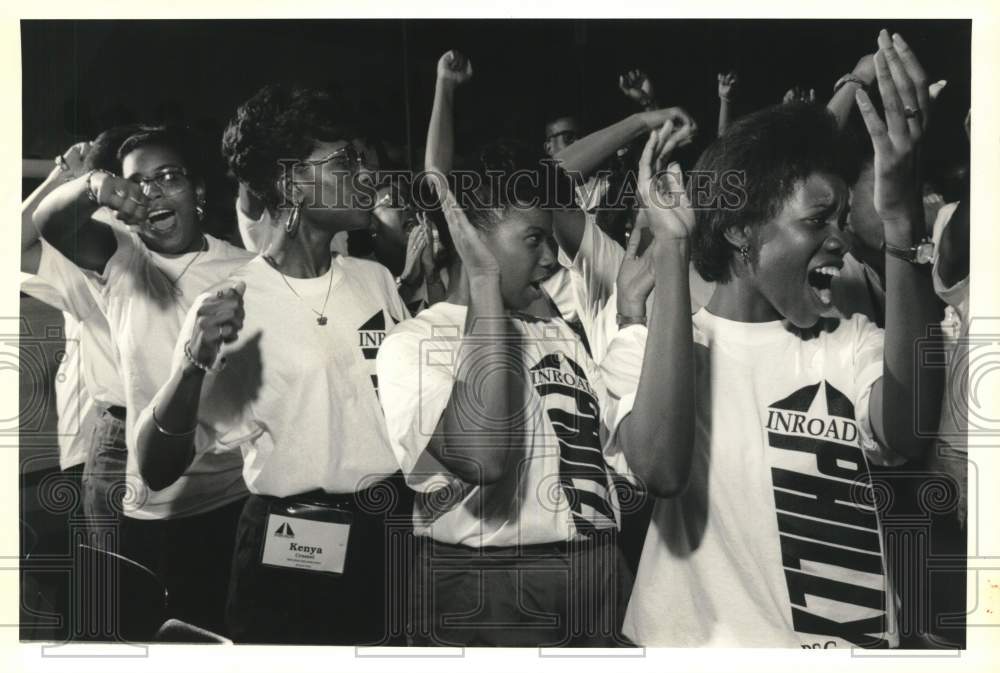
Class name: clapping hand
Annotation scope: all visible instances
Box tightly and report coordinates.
[854,30,929,233]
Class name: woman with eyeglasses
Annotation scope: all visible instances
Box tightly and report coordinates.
[32,125,255,635]
[133,84,411,644]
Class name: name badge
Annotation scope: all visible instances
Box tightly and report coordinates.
[260,503,353,575]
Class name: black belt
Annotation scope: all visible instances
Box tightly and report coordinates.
[105,405,127,421]
[259,473,406,515]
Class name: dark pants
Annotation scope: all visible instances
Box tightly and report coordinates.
[225,476,413,645]
[409,533,634,647]
[120,497,246,636]
[81,406,128,546]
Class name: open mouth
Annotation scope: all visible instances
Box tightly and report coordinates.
[806,264,841,307]
[146,209,176,232]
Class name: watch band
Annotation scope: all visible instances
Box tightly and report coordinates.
[884,238,934,265]
[616,313,647,328]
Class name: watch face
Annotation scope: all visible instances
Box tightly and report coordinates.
[916,241,935,264]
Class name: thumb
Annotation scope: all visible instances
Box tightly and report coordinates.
[231,280,247,297]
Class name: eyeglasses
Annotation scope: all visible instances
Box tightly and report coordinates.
[300,145,370,173]
[129,167,190,196]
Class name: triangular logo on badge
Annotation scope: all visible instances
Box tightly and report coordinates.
[274,522,295,538]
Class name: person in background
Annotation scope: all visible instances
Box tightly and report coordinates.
[717,71,738,135]
[32,124,254,635]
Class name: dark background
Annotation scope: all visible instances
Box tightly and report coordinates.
[22,19,971,163]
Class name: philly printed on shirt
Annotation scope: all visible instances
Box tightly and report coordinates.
[529,351,618,535]
[358,308,400,396]
[766,379,893,649]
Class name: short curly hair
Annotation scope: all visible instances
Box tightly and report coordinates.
[116,125,208,183]
[691,102,860,283]
[221,84,360,211]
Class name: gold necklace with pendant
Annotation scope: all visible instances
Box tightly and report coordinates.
[263,255,334,326]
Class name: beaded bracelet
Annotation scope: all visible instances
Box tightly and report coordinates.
[85,169,113,203]
[833,73,869,94]
[183,340,226,373]
[151,406,198,437]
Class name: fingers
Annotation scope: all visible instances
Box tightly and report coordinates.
[854,88,890,155]
[873,50,907,143]
[928,80,947,100]
[878,31,921,138]
[100,176,150,225]
[891,33,930,121]
[625,219,643,259]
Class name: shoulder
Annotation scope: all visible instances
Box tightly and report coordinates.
[205,234,255,260]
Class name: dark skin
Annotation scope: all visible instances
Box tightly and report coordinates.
[33,144,207,274]
[135,138,376,490]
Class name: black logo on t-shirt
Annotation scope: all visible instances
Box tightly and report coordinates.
[530,352,616,534]
[766,381,889,648]
[358,309,399,393]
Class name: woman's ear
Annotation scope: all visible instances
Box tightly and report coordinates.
[722,224,750,250]
[275,174,302,208]
[194,182,207,208]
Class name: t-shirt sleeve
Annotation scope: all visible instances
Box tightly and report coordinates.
[378,264,412,322]
[598,323,649,481]
[131,290,260,455]
[236,199,276,254]
[848,314,904,467]
[571,215,625,325]
[376,322,463,493]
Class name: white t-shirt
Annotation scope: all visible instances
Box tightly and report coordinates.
[24,241,126,407]
[20,241,127,469]
[377,302,622,547]
[236,198,349,256]
[98,229,254,519]
[137,255,409,497]
[604,310,901,648]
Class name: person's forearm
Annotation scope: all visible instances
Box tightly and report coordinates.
[877,211,945,460]
[33,174,113,272]
[439,274,523,484]
[425,79,457,175]
[554,113,648,181]
[617,241,695,497]
[717,99,732,136]
[135,363,206,491]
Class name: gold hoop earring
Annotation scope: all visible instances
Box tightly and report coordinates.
[195,204,205,220]
[286,203,301,238]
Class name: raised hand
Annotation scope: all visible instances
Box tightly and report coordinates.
[88,170,150,226]
[717,71,738,101]
[880,31,931,134]
[638,106,698,146]
[854,30,926,231]
[853,53,876,85]
[400,223,429,285]
[616,216,655,317]
[189,281,246,369]
[783,85,816,104]
[437,49,473,86]
[56,141,93,179]
[418,220,436,278]
[435,183,499,278]
[636,121,696,244]
[619,69,656,107]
